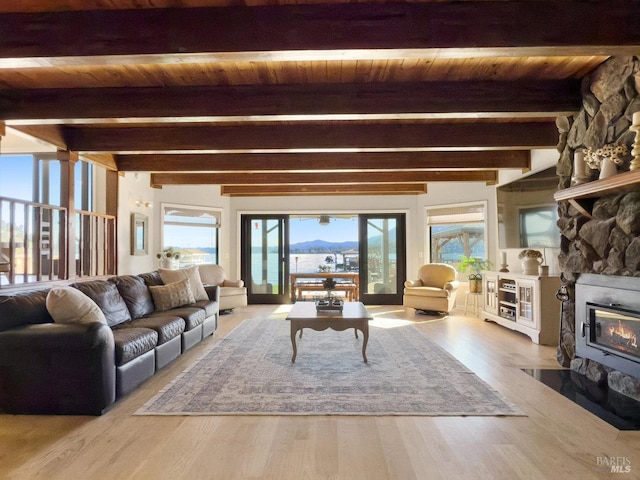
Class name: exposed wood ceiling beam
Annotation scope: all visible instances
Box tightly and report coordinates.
[0,81,580,124]
[0,2,638,68]
[82,153,118,171]
[150,170,498,187]
[116,151,530,172]
[68,122,558,153]
[220,184,428,197]
[12,124,67,150]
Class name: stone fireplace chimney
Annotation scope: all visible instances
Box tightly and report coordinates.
[555,56,640,400]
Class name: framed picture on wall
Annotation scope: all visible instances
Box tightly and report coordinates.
[131,213,149,256]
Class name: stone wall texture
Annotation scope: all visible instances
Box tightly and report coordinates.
[555,56,640,400]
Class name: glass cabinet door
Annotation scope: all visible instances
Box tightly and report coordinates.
[484,274,499,315]
[517,281,535,325]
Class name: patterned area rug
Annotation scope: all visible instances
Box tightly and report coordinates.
[135,317,524,416]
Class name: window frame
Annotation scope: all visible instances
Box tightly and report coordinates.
[160,203,222,266]
[425,200,488,265]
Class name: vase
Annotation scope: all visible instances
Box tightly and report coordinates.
[159,258,179,270]
[521,257,542,275]
[599,158,618,179]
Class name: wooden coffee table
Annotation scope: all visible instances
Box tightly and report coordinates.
[286,301,373,363]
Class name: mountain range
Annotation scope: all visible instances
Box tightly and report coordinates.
[289,239,358,254]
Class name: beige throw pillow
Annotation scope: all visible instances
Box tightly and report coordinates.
[159,265,209,301]
[149,277,196,311]
[46,286,108,325]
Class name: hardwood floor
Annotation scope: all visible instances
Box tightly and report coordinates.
[2,305,639,479]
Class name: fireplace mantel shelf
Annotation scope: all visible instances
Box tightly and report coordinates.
[554,169,640,217]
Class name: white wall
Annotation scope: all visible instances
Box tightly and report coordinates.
[117,172,157,274]
[117,174,230,275]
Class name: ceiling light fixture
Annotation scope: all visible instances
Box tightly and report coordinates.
[318,215,331,226]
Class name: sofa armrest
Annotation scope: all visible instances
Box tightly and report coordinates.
[443,280,460,293]
[0,322,116,415]
[404,279,423,288]
[204,284,221,303]
[223,279,245,288]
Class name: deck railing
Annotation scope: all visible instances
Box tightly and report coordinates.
[0,196,67,286]
[0,196,116,288]
[75,209,117,278]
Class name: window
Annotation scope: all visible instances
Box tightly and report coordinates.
[1,155,115,286]
[426,202,487,266]
[161,204,221,267]
[519,206,559,248]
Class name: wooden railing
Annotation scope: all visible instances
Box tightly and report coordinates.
[0,197,117,288]
[0,196,67,286]
[76,209,117,278]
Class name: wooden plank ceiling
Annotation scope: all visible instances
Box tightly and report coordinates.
[0,1,637,196]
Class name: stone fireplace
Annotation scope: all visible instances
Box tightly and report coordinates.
[576,274,640,379]
[555,56,640,400]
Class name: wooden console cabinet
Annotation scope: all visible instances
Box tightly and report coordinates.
[481,271,561,345]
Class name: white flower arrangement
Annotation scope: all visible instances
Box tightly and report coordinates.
[584,144,628,170]
[518,249,543,260]
[156,247,180,260]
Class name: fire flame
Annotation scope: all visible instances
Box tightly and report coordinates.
[608,320,638,349]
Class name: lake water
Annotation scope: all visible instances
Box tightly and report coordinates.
[252,253,358,286]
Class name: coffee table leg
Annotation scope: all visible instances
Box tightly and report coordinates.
[290,324,298,363]
[354,328,358,339]
[361,326,369,363]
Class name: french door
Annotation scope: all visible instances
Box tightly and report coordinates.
[240,213,406,305]
[359,214,406,305]
[241,215,290,304]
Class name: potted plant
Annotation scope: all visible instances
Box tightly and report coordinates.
[157,247,181,270]
[457,256,492,293]
[518,249,543,275]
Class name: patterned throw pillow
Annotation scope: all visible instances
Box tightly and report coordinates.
[159,265,209,302]
[149,277,196,311]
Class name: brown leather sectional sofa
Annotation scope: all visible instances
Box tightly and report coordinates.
[0,271,219,415]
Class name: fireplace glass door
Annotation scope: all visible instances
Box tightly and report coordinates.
[587,303,640,361]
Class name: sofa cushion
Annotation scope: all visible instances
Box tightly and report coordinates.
[109,275,155,319]
[0,290,52,332]
[111,326,158,366]
[72,280,132,327]
[148,305,206,330]
[198,264,226,286]
[159,266,209,301]
[149,277,196,311]
[417,264,457,288]
[403,286,450,298]
[127,315,185,345]
[45,286,108,325]
[192,299,218,317]
[139,271,163,287]
[220,286,247,298]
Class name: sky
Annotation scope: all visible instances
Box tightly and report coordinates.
[0,155,34,201]
[289,217,358,244]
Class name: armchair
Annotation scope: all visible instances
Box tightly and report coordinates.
[403,263,460,314]
[198,264,248,313]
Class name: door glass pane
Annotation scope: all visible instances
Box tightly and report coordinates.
[366,218,397,295]
[250,218,282,294]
